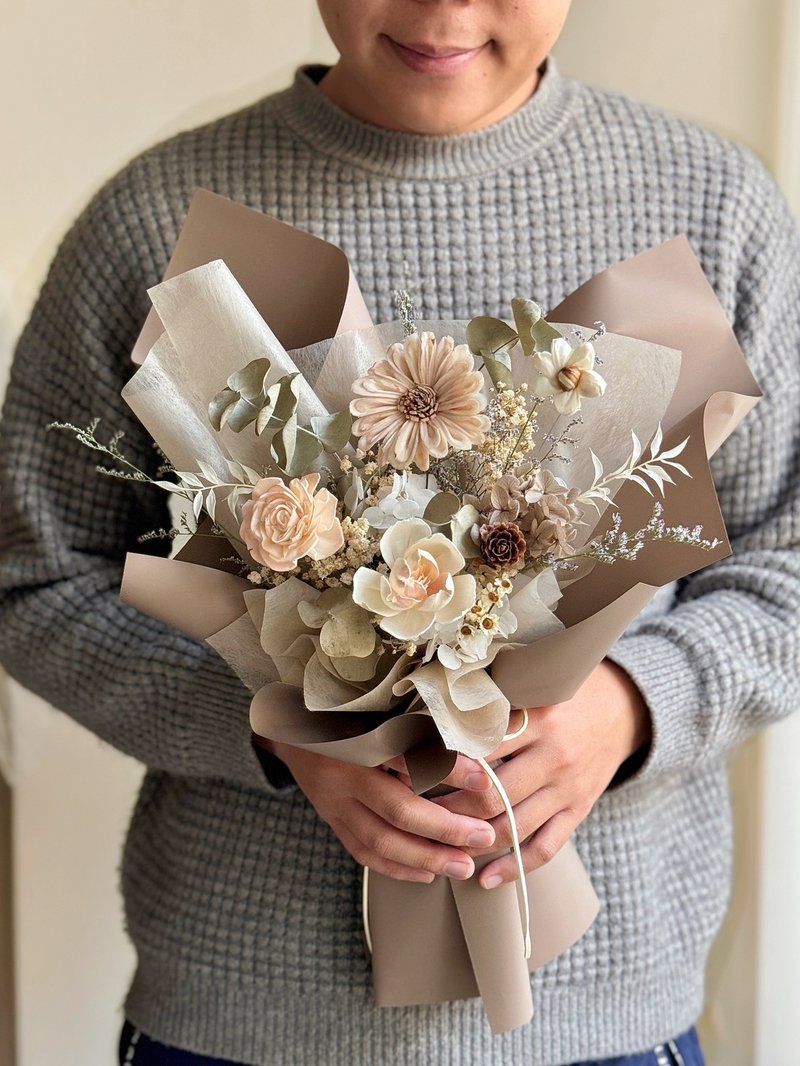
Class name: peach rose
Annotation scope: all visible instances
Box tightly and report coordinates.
[239,472,343,572]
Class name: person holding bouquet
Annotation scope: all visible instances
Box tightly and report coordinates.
[1,2,798,1064]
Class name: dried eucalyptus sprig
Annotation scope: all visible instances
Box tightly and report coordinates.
[207,356,353,478]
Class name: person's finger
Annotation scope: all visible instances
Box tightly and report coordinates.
[331,818,435,883]
[433,748,546,820]
[479,809,575,888]
[383,753,492,792]
[485,784,559,853]
[342,802,480,880]
[368,772,496,850]
[440,754,493,792]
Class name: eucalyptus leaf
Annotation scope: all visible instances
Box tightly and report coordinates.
[531,318,564,352]
[208,388,239,431]
[423,492,461,526]
[466,316,518,358]
[208,357,272,432]
[227,358,271,401]
[317,587,352,613]
[511,298,543,356]
[256,373,302,435]
[297,599,329,630]
[270,415,298,473]
[271,417,324,477]
[221,395,261,434]
[450,504,481,559]
[310,409,354,452]
[320,604,378,659]
[330,649,380,683]
[482,354,514,392]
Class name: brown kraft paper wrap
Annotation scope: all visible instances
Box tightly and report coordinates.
[119,191,760,1033]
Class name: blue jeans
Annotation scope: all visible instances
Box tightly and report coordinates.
[118,1019,704,1065]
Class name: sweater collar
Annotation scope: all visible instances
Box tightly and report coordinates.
[276,57,579,181]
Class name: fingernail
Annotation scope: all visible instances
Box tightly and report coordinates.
[482,873,504,889]
[466,771,489,790]
[410,870,435,884]
[444,861,473,880]
[467,828,494,848]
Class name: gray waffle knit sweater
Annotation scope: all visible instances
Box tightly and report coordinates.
[1,60,799,1065]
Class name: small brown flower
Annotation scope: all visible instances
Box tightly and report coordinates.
[479,522,526,569]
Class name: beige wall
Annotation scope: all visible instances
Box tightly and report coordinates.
[1,2,798,1064]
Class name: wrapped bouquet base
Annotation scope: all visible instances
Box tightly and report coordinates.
[367,847,599,1032]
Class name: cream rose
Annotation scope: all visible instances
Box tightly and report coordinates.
[352,518,476,641]
[239,472,343,572]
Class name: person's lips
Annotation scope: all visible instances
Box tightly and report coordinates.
[383,36,486,76]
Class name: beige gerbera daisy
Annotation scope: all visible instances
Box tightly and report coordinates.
[350,332,489,471]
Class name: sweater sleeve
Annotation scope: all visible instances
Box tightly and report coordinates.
[0,167,290,794]
[607,153,800,782]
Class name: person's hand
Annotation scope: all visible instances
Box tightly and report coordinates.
[432,659,652,889]
[269,741,497,883]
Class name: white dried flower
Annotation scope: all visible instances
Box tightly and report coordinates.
[352,518,476,641]
[531,338,606,415]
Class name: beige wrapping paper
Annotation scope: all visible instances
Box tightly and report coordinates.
[119,192,760,1034]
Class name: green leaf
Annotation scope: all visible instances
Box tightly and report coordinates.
[450,504,481,559]
[320,604,378,659]
[330,650,380,683]
[256,373,302,435]
[271,417,324,477]
[270,415,297,473]
[223,396,261,433]
[511,298,542,357]
[310,409,354,452]
[466,316,519,358]
[482,354,514,392]
[531,318,563,352]
[208,387,239,431]
[423,492,461,526]
[227,358,271,402]
[209,357,273,432]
